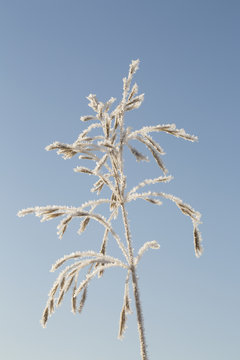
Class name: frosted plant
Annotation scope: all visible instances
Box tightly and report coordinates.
[18,60,203,360]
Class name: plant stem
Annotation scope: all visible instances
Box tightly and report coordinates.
[121,203,148,360]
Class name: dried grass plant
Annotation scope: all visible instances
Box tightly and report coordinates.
[18,60,203,360]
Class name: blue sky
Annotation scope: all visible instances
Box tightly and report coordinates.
[1,1,240,359]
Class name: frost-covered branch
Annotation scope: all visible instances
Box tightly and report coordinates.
[18,59,203,360]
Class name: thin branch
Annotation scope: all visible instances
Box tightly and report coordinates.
[135,241,160,265]
[127,175,173,197]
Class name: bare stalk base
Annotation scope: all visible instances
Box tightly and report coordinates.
[131,266,148,360]
[121,204,148,360]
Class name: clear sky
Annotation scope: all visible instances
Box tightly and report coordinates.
[1,1,240,359]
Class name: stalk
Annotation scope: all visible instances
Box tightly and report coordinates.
[118,93,148,359]
[121,203,148,360]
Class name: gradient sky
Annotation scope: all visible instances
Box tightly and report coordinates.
[1,1,240,359]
